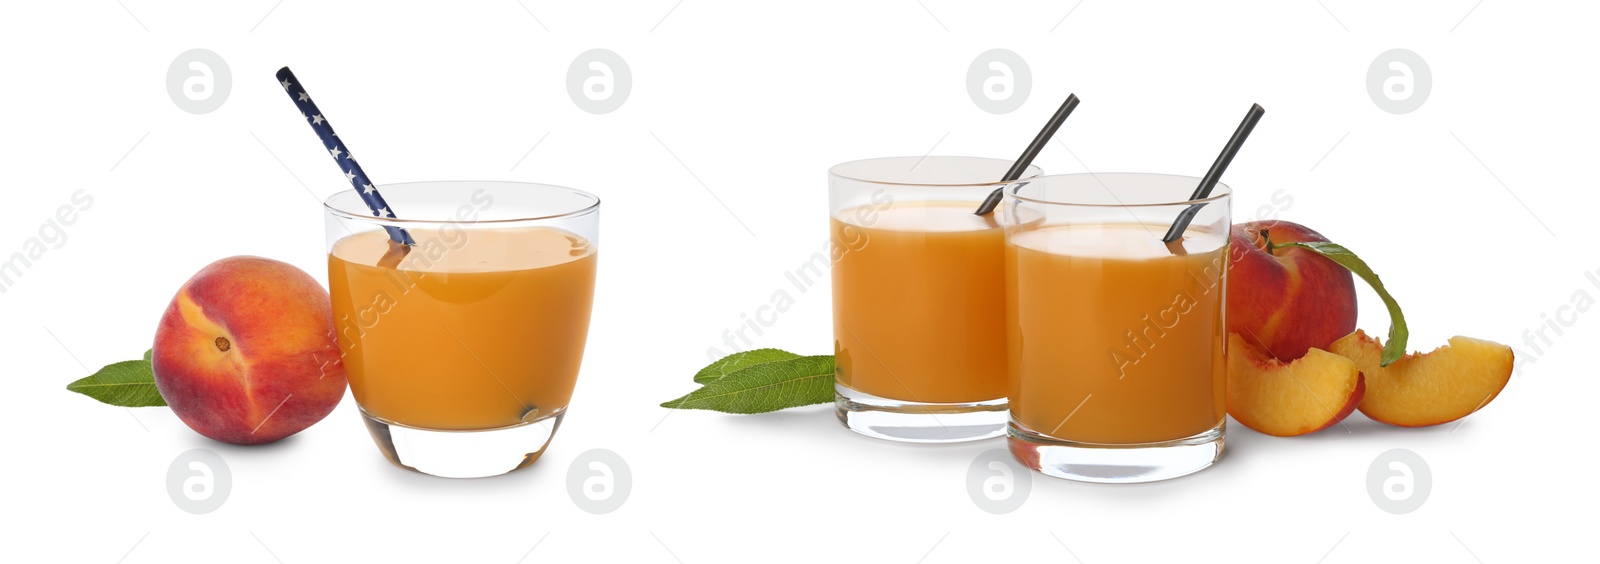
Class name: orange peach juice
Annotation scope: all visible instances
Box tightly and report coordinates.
[328,226,597,430]
[1006,223,1227,444]
[831,201,1006,403]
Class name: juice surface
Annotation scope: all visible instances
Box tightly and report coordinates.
[831,201,1007,403]
[1006,223,1227,444]
[328,226,597,430]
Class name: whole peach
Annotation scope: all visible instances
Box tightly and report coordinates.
[152,256,346,445]
[1227,220,1358,361]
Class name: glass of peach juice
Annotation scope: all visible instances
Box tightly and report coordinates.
[323,181,599,478]
[1003,173,1229,483]
[828,156,1039,443]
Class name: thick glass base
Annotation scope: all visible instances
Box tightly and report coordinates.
[360,407,565,478]
[835,382,1008,443]
[1008,420,1224,483]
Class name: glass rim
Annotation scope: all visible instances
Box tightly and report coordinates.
[1007,172,1233,208]
[829,155,1042,187]
[322,180,601,225]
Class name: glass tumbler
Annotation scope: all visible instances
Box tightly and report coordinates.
[1003,173,1230,483]
[829,156,1040,443]
[324,181,599,478]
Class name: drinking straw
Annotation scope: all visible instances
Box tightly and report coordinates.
[974,93,1081,215]
[276,67,416,246]
[1161,103,1265,244]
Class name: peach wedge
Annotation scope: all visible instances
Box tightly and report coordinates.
[1227,332,1365,437]
[1329,330,1513,427]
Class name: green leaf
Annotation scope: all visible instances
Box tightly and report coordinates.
[693,348,800,384]
[143,349,152,362]
[66,359,167,407]
[662,356,835,414]
[1275,240,1409,367]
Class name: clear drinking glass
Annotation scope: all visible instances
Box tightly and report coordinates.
[323,181,599,478]
[1003,173,1230,483]
[828,156,1041,443]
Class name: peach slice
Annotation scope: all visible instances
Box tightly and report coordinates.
[1328,330,1513,427]
[1227,332,1365,437]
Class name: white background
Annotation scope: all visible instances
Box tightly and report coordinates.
[3,1,1596,562]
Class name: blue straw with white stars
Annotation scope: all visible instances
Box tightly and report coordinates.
[276,67,415,246]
